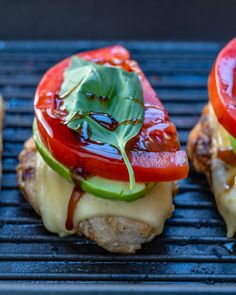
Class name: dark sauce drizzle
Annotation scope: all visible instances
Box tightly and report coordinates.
[67,110,142,135]
[86,92,110,104]
[65,188,83,231]
[124,96,143,106]
[65,168,90,231]
[120,118,142,126]
[89,112,118,131]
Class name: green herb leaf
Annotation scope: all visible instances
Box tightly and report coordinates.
[60,57,144,189]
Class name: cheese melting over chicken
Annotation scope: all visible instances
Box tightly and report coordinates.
[209,105,236,237]
[35,154,174,237]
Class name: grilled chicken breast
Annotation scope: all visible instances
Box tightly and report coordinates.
[188,105,236,237]
[17,138,175,253]
[187,105,212,183]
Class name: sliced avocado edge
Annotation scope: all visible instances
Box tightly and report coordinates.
[33,121,154,201]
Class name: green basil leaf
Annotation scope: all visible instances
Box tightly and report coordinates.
[60,56,144,189]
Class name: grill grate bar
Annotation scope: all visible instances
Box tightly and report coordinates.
[0,253,233,262]
[1,273,236,283]
[0,234,233,244]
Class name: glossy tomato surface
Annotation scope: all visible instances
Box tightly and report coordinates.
[209,38,236,137]
[35,45,188,182]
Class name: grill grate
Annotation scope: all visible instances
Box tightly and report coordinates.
[1,41,236,292]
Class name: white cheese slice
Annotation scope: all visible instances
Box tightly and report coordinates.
[208,105,232,151]
[35,154,174,237]
[209,105,236,237]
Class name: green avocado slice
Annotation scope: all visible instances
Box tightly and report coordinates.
[33,121,154,201]
[79,176,154,202]
[33,121,72,183]
[229,134,236,154]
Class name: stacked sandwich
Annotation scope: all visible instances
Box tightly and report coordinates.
[188,38,236,237]
[17,45,188,253]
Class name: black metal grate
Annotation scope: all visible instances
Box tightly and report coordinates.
[1,41,236,292]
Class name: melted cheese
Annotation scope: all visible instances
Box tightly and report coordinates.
[209,105,232,151]
[209,105,236,237]
[35,154,174,237]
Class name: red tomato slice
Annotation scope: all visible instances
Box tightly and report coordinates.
[209,38,236,137]
[35,45,188,182]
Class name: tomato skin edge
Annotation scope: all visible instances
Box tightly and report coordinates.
[209,38,236,138]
